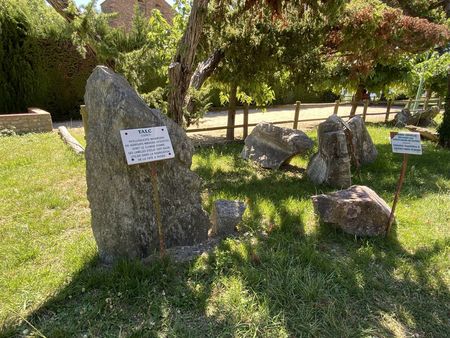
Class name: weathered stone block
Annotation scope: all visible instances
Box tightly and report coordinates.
[85,66,211,264]
[209,200,246,237]
[241,122,314,169]
[312,185,391,237]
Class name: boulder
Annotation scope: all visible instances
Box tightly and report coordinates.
[394,106,440,127]
[312,185,391,237]
[306,115,352,188]
[85,66,211,264]
[209,200,246,237]
[241,122,313,169]
[347,116,377,165]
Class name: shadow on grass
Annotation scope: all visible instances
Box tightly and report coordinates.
[3,141,449,336]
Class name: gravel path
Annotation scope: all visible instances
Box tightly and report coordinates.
[55,103,405,145]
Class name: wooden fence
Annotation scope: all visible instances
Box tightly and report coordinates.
[186,97,442,136]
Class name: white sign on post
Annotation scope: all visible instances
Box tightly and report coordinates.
[120,126,175,165]
[390,132,422,155]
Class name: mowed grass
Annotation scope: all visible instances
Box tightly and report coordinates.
[0,125,449,337]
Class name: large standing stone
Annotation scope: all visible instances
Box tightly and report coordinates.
[241,122,313,169]
[311,185,391,237]
[306,115,352,188]
[347,116,377,165]
[85,66,211,264]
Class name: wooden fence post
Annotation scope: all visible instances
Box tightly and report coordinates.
[80,105,88,140]
[385,99,392,123]
[406,98,412,110]
[243,102,249,139]
[362,99,369,121]
[293,101,301,129]
[424,97,430,110]
[333,100,340,115]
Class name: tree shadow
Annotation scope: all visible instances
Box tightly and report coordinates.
[3,141,449,337]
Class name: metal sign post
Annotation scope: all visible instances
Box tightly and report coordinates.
[120,126,175,257]
[387,132,422,236]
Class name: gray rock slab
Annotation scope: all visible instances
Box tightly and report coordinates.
[209,200,246,237]
[347,116,377,165]
[85,66,211,264]
[312,185,391,237]
[241,122,313,169]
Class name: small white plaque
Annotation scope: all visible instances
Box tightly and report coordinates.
[120,126,175,165]
[390,132,422,155]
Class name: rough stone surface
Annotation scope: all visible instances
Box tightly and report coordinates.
[347,116,378,165]
[312,185,391,237]
[209,200,246,237]
[394,106,440,127]
[241,122,314,169]
[85,66,211,264]
[406,125,439,142]
[306,115,352,188]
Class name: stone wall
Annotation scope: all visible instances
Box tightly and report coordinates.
[101,0,174,30]
[0,108,53,134]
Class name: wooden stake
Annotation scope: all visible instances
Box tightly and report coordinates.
[333,99,340,115]
[150,162,165,257]
[386,153,408,236]
[384,99,392,123]
[243,102,249,139]
[362,99,369,121]
[293,101,301,129]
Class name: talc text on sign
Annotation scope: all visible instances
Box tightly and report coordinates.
[120,126,175,165]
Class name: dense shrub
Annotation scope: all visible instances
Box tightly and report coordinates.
[0,0,96,120]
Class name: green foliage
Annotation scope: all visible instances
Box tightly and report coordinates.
[0,0,95,119]
[1,127,450,336]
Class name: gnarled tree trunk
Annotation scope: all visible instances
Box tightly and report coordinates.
[168,0,210,125]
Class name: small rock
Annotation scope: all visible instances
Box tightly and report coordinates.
[311,185,391,237]
[241,122,313,169]
[394,106,440,127]
[405,125,439,142]
[209,200,246,237]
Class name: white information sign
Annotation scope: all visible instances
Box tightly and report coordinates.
[390,132,422,155]
[120,126,175,165]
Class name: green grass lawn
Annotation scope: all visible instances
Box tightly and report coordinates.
[0,125,449,337]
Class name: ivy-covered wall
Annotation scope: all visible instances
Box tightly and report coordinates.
[0,0,96,120]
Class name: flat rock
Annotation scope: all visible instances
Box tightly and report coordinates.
[307,115,352,188]
[347,116,377,165]
[405,125,439,142]
[312,185,391,237]
[241,122,313,169]
[85,66,211,264]
[209,200,246,237]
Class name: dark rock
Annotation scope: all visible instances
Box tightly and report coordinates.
[394,106,440,127]
[85,66,211,264]
[347,116,377,165]
[312,185,391,237]
[241,122,313,169]
[209,200,246,237]
[306,115,352,188]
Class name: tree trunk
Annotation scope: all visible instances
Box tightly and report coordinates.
[226,82,238,141]
[350,85,364,116]
[184,49,224,126]
[168,0,210,126]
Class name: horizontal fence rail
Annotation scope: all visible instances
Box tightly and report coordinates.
[186,97,442,135]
